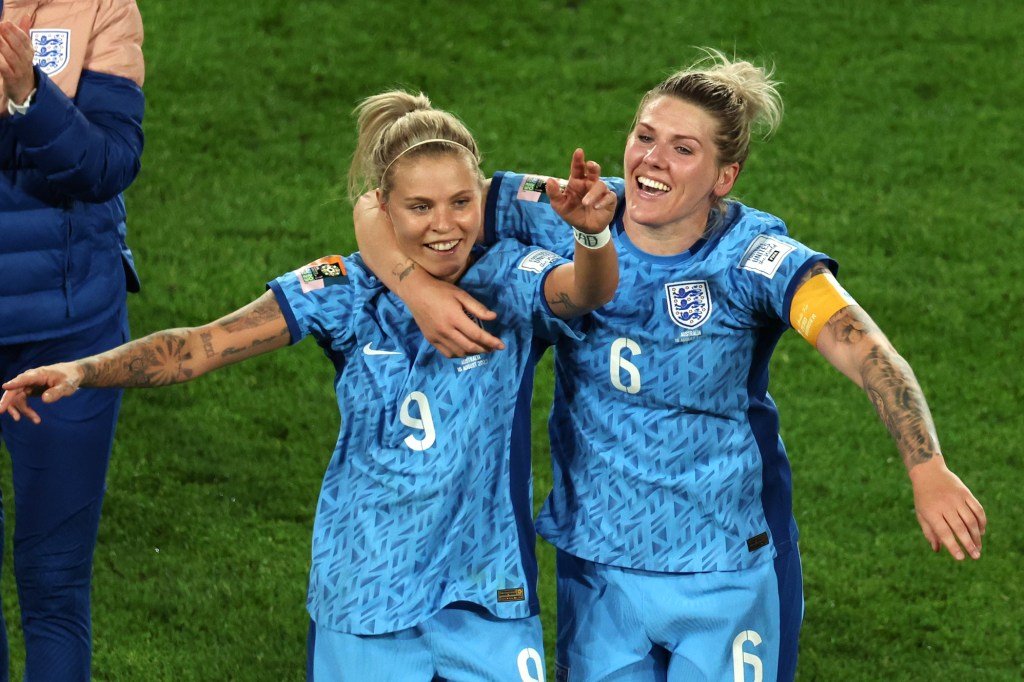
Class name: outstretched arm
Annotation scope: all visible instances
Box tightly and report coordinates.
[542,148,618,318]
[0,291,290,424]
[354,192,505,358]
[799,264,987,560]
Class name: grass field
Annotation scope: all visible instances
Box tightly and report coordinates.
[2,1,1022,680]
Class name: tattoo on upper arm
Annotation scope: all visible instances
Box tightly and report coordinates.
[547,292,585,318]
[824,306,876,345]
[220,328,290,357]
[393,260,416,283]
[219,294,283,333]
[796,262,831,288]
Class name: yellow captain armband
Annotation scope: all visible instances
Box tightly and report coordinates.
[789,270,857,346]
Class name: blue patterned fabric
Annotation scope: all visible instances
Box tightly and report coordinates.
[487,171,836,573]
[268,241,581,634]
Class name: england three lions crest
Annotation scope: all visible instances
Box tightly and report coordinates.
[665,280,712,329]
[31,30,71,77]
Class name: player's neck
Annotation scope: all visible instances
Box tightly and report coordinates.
[622,214,706,256]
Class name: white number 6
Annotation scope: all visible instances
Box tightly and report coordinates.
[610,337,642,394]
[732,630,763,682]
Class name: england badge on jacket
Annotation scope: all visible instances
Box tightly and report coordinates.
[31,29,71,76]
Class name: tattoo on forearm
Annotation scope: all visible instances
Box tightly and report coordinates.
[79,330,194,388]
[859,343,939,469]
[201,331,216,358]
[827,306,939,469]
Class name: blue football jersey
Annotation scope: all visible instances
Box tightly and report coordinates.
[486,171,835,573]
[268,240,581,634]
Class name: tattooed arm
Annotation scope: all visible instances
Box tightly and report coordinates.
[0,291,290,423]
[802,264,987,560]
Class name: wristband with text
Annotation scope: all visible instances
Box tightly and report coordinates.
[573,226,612,250]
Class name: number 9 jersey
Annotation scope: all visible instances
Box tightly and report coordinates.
[268,243,581,636]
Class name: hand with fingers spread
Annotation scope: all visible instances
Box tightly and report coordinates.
[0,363,85,424]
[0,16,37,106]
[545,148,617,235]
[909,456,987,561]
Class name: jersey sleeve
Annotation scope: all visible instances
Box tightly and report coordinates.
[267,255,360,349]
[465,240,585,345]
[484,170,626,259]
[728,225,837,326]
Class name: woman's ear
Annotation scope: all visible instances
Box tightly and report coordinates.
[713,162,741,198]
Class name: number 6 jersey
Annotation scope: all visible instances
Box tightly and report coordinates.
[486,171,835,574]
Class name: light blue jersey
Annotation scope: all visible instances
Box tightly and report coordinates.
[486,171,835,574]
[268,240,580,635]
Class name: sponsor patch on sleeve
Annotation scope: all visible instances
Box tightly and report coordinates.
[518,249,561,274]
[295,255,348,293]
[738,235,796,278]
[516,175,567,203]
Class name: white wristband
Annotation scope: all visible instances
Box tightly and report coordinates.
[573,226,611,250]
[7,88,36,116]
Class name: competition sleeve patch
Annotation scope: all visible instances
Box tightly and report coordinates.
[295,255,348,293]
[516,175,567,203]
[738,235,796,278]
[518,249,562,274]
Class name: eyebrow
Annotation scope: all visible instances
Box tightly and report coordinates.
[400,189,476,204]
[636,122,702,145]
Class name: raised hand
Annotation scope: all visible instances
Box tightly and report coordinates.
[0,16,37,105]
[545,148,617,235]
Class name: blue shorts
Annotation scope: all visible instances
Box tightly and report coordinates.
[307,602,547,681]
[554,549,803,682]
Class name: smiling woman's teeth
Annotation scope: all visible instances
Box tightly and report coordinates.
[427,240,459,252]
[638,176,670,192]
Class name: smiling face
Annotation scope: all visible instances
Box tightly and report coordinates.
[623,95,740,249]
[381,153,483,284]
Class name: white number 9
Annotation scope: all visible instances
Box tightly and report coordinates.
[400,391,436,451]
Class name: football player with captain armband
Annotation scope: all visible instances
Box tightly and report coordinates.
[352,48,986,682]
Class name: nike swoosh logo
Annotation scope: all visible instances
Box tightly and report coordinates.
[362,343,402,356]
